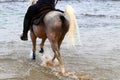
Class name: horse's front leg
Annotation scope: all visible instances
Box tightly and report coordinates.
[39,38,46,53]
[30,31,37,60]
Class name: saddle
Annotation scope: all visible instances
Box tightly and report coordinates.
[32,5,64,25]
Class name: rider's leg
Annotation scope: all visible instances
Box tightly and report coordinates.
[20,5,38,41]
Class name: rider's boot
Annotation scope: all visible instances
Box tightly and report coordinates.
[20,18,30,41]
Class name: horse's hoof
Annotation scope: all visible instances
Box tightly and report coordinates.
[59,65,65,75]
[32,57,36,60]
[46,60,54,66]
[39,48,44,53]
[32,54,36,60]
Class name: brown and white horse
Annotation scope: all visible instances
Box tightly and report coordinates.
[30,0,80,74]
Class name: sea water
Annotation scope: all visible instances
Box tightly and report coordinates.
[0,0,120,80]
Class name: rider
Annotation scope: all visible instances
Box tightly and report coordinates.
[20,0,60,41]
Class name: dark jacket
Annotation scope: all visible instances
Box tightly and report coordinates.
[25,0,56,19]
[36,0,55,7]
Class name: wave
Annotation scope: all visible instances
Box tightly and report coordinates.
[0,0,27,3]
[81,13,106,17]
[81,13,120,19]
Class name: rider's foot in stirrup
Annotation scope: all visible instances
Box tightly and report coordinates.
[20,33,28,41]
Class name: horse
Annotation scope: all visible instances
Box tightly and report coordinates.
[30,0,80,74]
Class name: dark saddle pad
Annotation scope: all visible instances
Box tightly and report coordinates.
[33,9,64,25]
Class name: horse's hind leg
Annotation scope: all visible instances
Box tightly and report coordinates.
[30,31,37,60]
[51,43,65,74]
[39,38,46,53]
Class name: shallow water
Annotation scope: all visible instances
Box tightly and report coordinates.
[0,1,120,80]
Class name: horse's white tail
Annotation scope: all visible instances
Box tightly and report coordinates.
[65,5,81,46]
